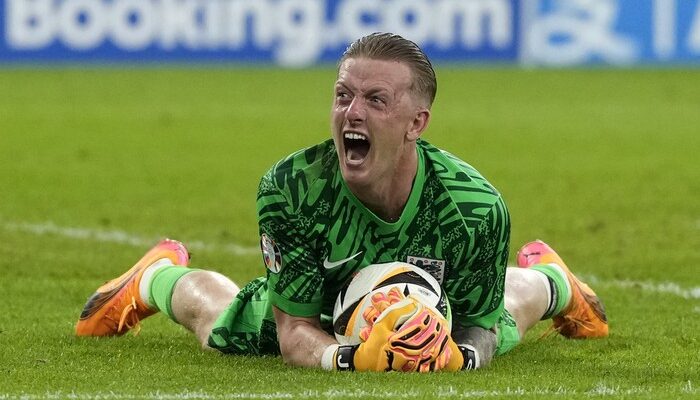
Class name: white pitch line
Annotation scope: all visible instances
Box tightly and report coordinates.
[3,220,699,300]
[0,384,670,399]
[0,220,259,256]
[505,264,700,301]
[581,274,700,300]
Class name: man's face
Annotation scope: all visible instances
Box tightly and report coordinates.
[331,57,426,189]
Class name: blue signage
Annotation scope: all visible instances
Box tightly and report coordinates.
[0,0,519,65]
[522,0,700,65]
[1,0,699,66]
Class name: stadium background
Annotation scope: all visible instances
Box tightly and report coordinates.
[3,0,700,65]
[1,1,699,399]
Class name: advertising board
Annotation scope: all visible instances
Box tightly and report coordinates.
[1,0,699,66]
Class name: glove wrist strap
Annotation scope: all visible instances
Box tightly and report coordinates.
[458,344,480,370]
[334,345,357,371]
[321,344,339,370]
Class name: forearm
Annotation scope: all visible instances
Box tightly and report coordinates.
[273,306,337,368]
[451,325,498,369]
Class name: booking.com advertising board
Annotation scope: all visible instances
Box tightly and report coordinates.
[1,0,699,67]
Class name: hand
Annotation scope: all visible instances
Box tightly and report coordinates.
[334,286,469,372]
[357,287,450,372]
[332,288,420,371]
[359,287,406,342]
[361,288,474,372]
[433,338,480,371]
[333,325,477,372]
[352,297,422,371]
[433,336,462,371]
[387,305,450,372]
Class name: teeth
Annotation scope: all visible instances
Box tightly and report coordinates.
[344,132,367,141]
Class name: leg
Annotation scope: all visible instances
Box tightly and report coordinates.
[504,267,550,339]
[503,240,608,343]
[76,239,191,336]
[449,267,551,364]
[170,271,240,347]
[75,239,240,347]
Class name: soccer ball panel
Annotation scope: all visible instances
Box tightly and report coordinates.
[332,261,451,345]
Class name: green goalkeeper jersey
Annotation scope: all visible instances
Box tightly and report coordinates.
[257,138,510,331]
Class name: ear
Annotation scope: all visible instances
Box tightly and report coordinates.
[406,108,431,141]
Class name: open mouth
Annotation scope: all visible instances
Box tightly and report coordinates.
[343,132,370,163]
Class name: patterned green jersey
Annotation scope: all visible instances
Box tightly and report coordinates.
[257,138,510,331]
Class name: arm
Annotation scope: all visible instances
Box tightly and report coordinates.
[451,325,498,369]
[257,168,334,367]
[433,324,497,371]
[446,195,510,329]
[273,306,337,368]
[440,197,510,371]
[274,292,444,372]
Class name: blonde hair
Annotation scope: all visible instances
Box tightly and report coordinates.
[340,32,437,107]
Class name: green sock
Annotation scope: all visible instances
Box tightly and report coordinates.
[531,264,571,319]
[148,266,197,322]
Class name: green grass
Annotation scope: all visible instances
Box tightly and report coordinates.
[0,67,698,399]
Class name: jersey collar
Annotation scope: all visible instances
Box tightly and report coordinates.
[338,145,426,229]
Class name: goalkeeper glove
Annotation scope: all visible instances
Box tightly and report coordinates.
[434,338,481,371]
[329,287,451,372]
[386,303,450,372]
[357,287,480,372]
[331,296,422,371]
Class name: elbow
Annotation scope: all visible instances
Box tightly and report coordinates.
[276,317,322,367]
[272,306,329,368]
[277,338,297,365]
[277,327,301,365]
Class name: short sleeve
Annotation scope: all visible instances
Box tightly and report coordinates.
[450,196,510,330]
[256,170,323,317]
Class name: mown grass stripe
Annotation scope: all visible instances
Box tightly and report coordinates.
[0,219,259,256]
[3,219,699,302]
[0,384,680,399]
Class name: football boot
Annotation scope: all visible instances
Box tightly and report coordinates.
[75,239,190,336]
[516,240,608,338]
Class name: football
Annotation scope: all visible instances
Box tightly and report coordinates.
[332,261,451,345]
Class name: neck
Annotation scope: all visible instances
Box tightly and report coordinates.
[347,146,419,223]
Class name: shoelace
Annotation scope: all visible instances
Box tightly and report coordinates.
[559,314,596,333]
[118,297,142,335]
[539,314,596,339]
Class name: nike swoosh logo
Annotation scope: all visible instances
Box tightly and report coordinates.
[323,252,362,270]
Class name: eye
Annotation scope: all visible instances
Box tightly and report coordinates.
[336,90,349,100]
[369,95,385,104]
[336,92,353,105]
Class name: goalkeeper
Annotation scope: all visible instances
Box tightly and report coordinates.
[75,33,608,372]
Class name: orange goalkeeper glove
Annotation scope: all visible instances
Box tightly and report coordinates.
[432,338,481,371]
[386,303,450,372]
[358,287,406,341]
[331,295,423,371]
[332,287,450,372]
[356,287,480,372]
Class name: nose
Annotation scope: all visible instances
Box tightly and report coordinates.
[345,97,366,125]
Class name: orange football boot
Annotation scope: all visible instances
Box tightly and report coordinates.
[516,240,608,338]
[76,239,190,336]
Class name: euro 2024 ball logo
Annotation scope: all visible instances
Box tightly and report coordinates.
[260,234,282,273]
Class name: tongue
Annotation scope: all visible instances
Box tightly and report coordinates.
[347,146,369,162]
[347,147,363,162]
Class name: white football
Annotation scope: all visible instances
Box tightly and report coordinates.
[332,261,451,345]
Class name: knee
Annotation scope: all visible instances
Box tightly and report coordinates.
[175,271,239,308]
[171,270,239,338]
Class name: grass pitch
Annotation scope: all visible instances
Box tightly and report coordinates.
[0,67,698,399]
